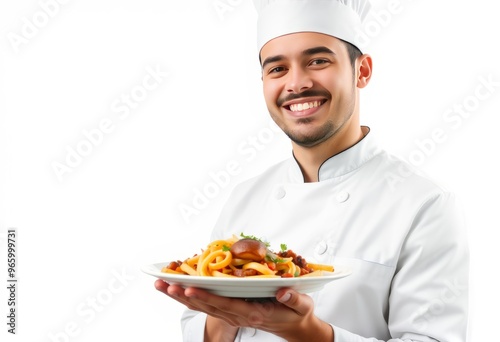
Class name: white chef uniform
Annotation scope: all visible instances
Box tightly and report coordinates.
[180,129,469,341]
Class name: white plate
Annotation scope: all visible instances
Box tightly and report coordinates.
[142,262,352,298]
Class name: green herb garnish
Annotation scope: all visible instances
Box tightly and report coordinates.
[240,232,271,247]
[265,253,285,263]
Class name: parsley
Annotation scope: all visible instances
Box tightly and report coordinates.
[239,232,270,247]
[265,253,285,263]
[222,245,231,252]
[280,243,287,252]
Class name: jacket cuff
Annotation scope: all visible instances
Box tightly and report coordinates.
[182,312,207,342]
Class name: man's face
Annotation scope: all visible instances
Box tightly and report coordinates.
[260,32,358,148]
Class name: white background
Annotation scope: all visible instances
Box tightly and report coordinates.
[1,0,499,341]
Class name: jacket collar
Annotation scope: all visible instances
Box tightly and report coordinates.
[288,127,381,183]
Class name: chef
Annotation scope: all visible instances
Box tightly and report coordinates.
[155,0,470,341]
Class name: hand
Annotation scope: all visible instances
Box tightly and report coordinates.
[154,279,334,342]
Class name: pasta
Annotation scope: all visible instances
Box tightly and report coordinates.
[161,234,334,278]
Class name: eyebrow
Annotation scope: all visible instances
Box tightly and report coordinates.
[261,54,285,69]
[261,46,336,69]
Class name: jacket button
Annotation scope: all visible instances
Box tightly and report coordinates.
[315,240,328,255]
[274,187,286,199]
[336,191,349,203]
[241,328,257,337]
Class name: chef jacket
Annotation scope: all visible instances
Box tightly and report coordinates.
[181,128,469,341]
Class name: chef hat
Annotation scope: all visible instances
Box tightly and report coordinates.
[253,0,371,53]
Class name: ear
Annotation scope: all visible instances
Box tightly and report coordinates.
[356,54,373,89]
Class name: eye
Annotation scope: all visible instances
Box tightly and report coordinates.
[309,59,331,67]
[268,66,286,74]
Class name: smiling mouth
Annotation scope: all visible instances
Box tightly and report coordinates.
[285,100,326,112]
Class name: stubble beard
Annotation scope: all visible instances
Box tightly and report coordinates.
[282,118,335,147]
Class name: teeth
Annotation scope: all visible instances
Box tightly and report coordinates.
[289,101,321,112]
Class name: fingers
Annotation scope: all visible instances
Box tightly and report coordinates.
[154,279,169,294]
[153,280,313,332]
[184,287,249,320]
[181,286,278,327]
[153,281,245,324]
[154,280,187,300]
[154,281,201,311]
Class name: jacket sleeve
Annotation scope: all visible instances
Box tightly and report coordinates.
[180,309,207,342]
[333,191,470,342]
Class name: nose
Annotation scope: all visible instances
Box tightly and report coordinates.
[286,67,313,94]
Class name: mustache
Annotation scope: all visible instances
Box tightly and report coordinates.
[277,89,331,107]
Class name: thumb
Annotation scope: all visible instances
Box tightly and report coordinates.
[276,289,313,316]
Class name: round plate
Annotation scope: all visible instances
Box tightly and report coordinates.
[142,262,352,298]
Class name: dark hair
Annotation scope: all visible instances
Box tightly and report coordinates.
[342,40,363,66]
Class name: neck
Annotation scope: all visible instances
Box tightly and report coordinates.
[292,124,368,182]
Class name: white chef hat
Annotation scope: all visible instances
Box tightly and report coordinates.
[253,0,371,53]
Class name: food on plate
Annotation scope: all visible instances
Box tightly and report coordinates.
[161,233,334,278]
[230,238,267,261]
